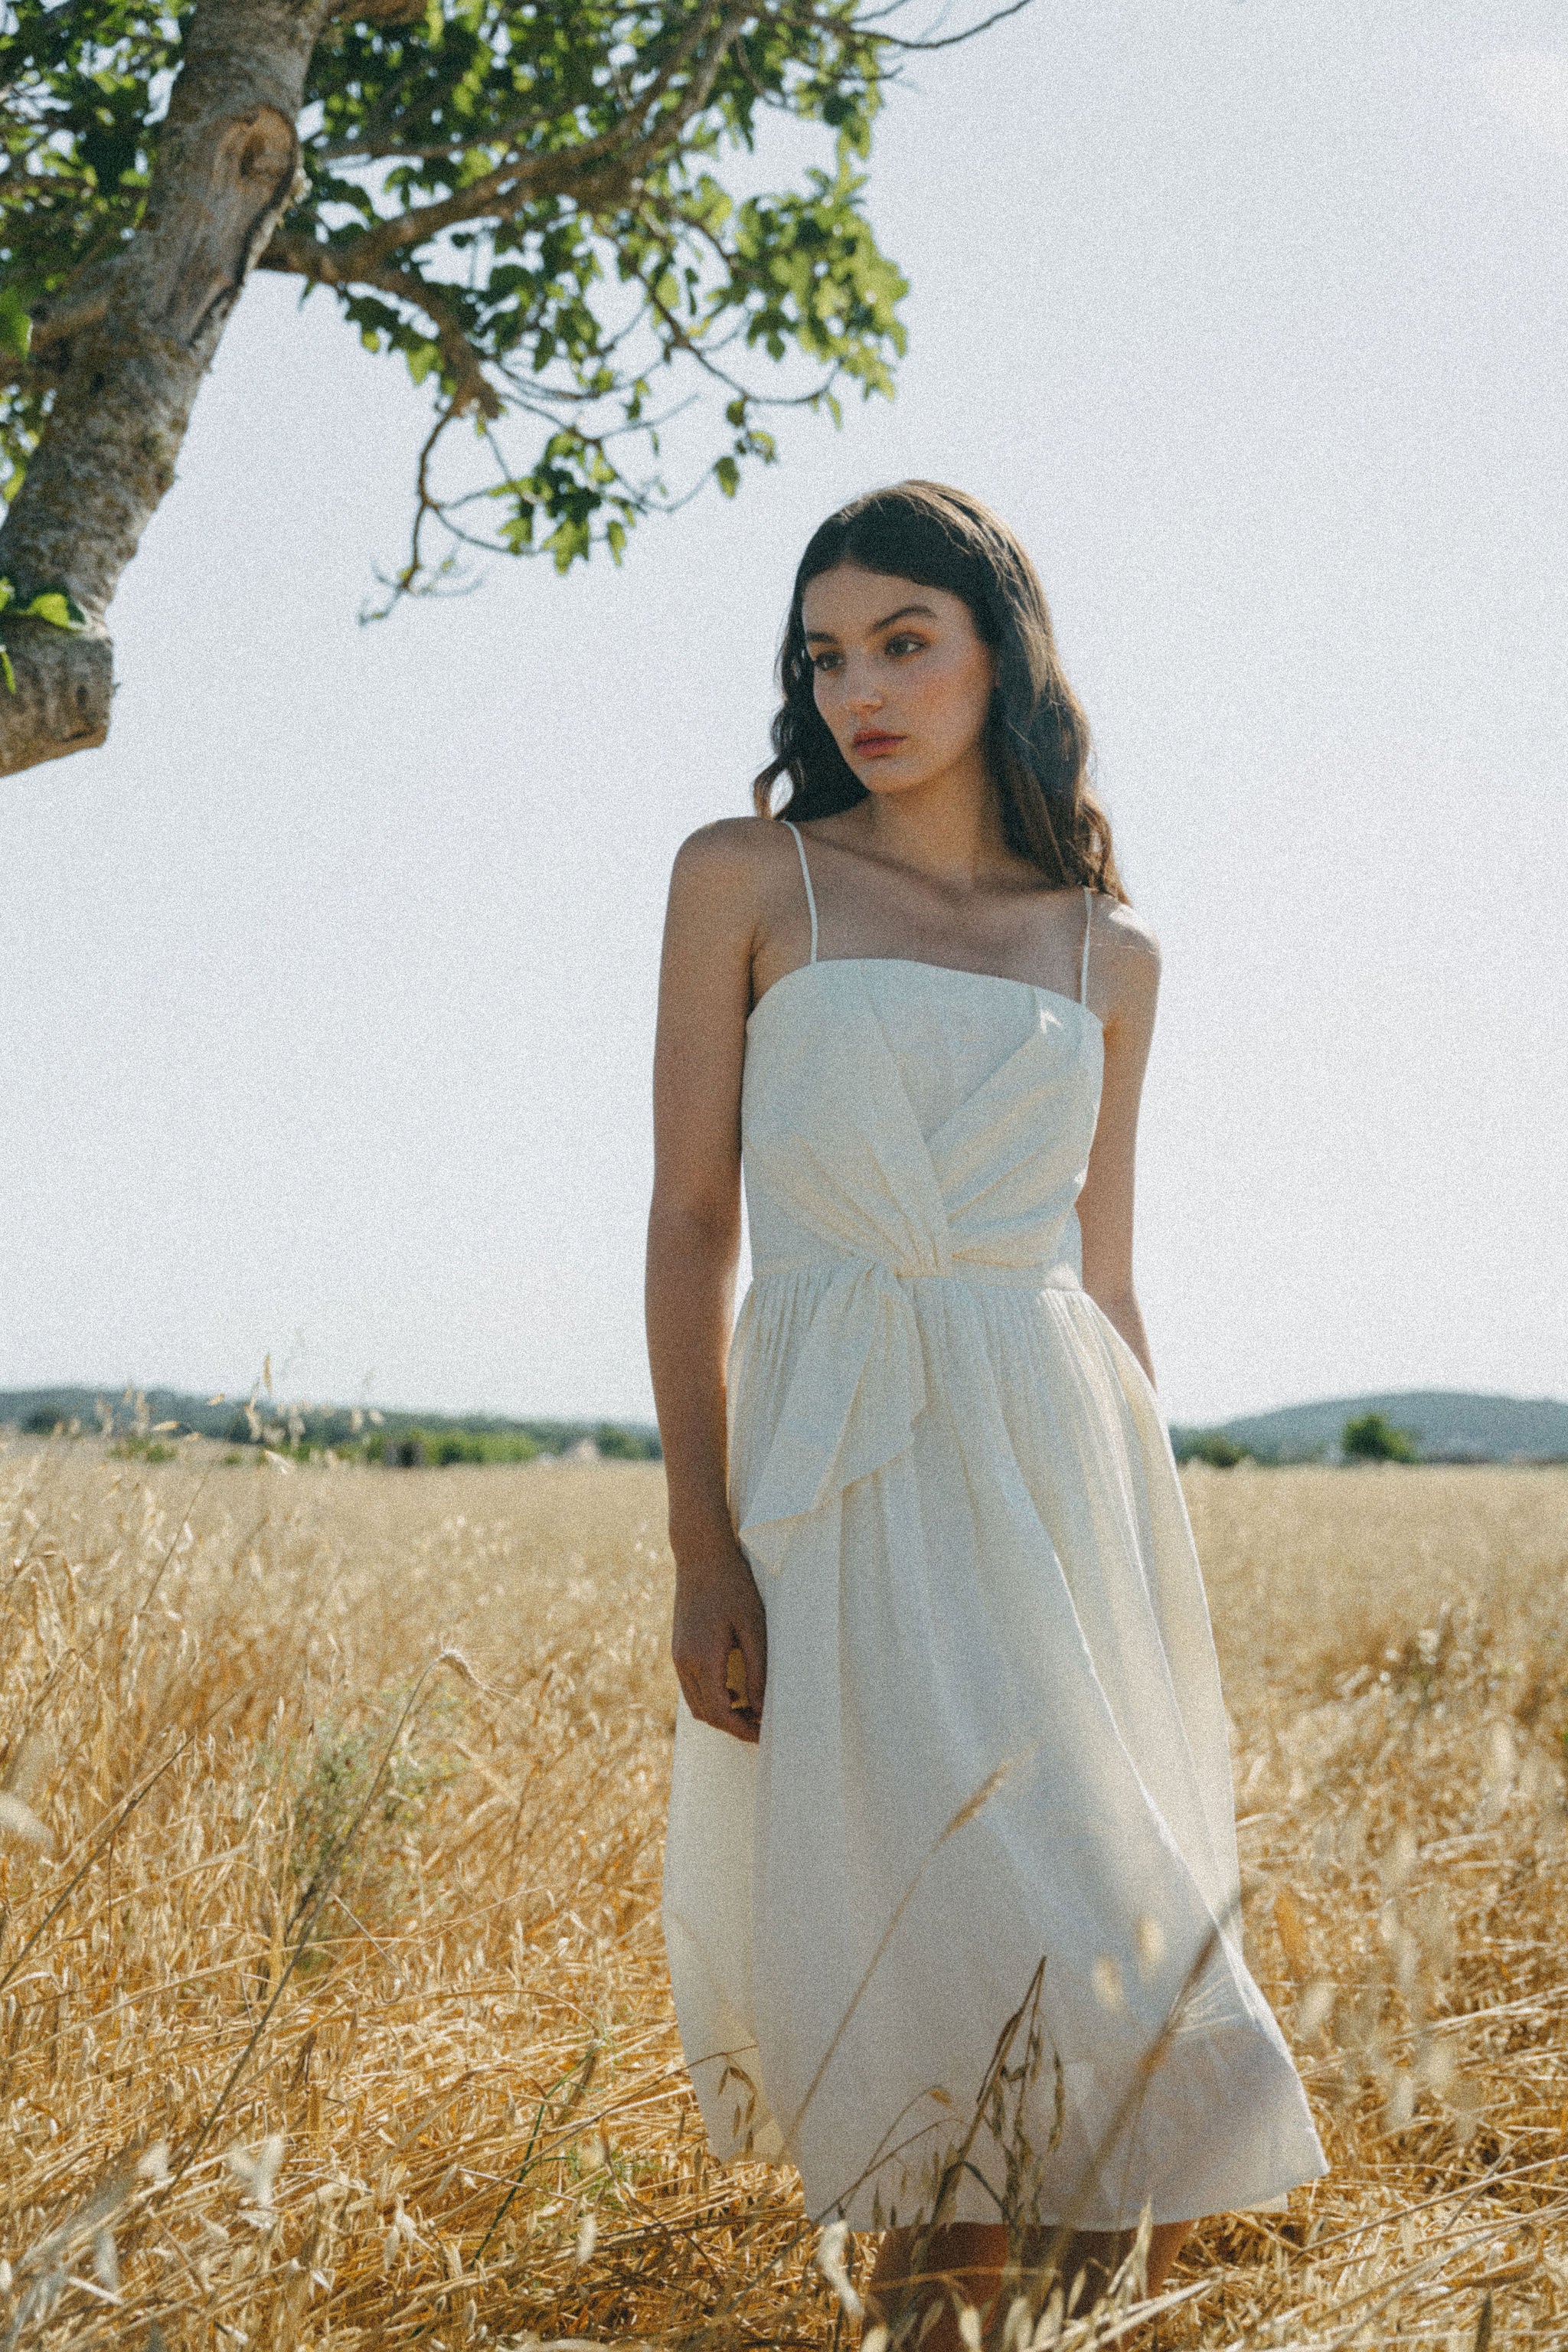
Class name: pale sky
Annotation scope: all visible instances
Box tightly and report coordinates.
[3,1,1564,1427]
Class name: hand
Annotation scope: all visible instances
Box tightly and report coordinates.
[671,1540,768,1744]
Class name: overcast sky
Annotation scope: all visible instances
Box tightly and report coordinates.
[3,0,1564,1427]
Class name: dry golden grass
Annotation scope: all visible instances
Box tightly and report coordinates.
[1,1444,1566,2349]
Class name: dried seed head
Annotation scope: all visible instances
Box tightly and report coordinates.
[227,2132,285,2211]
[1413,1885,1456,1975]
[1275,1886,1315,1977]
[1,1730,54,1804]
[1449,2075,1484,2144]
[1296,1981,1335,2039]
[1391,1926,1422,1996]
[999,2295,1033,2352]
[1378,1825,1418,1893]
[0,1791,51,1849]
[815,2220,861,2318]
[1417,2038,1456,2093]
[1383,2069,1416,2130]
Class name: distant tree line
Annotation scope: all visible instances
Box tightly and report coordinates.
[3,1385,660,1463]
[1174,1410,1421,1470]
[349,1422,658,1468]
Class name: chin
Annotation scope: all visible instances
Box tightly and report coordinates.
[853,760,927,796]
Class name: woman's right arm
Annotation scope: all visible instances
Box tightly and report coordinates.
[645,823,768,1743]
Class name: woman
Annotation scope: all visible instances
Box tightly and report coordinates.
[648,482,1325,2344]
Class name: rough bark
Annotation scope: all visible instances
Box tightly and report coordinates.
[0,0,332,778]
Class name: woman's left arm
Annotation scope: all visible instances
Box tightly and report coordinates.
[1076,906,1162,1390]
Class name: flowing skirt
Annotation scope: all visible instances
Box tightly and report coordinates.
[662,1269,1326,2227]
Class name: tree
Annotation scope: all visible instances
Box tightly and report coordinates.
[1177,1431,1250,1470]
[0,0,1025,778]
[1341,1411,1419,1464]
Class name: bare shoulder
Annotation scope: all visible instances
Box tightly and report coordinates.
[1091,894,1161,1028]
[671,813,775,883]
[670,815,805,888]
[667,815,800,932]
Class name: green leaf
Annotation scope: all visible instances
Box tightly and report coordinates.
[19,588,87,631]
[714,455,740,498]
[0,291,30,365]
[0,577,86,659]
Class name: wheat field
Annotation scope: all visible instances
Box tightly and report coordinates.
[2,1442,1566,2350]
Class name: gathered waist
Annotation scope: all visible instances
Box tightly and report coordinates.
[751,1253,1083,1296]
[734,1252,1088,1573]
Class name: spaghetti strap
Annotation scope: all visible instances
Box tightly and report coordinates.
[782,819,818,964]
[1079,885,1093,1008]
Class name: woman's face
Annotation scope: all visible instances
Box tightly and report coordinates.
[802,563,995,799]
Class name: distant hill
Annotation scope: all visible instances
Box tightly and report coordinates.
[8,1383,1562,1469]
[1171,1390,1568,1465]
[0,1385,662,1460]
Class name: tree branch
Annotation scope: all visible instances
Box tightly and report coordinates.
[259,228,502,417]
[847,0,1034,50]
[773,0,1032,47]
[0,0,333,776]
[0,0,955,770]
[306,0,753,275]
[27,257,123,358]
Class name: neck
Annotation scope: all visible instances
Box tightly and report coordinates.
[856,751,1008,884]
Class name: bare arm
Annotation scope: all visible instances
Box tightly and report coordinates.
[645,822,769,1742]
[1076,906,1162,1390]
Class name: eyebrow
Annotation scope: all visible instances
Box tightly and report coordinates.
[803,603,939,644]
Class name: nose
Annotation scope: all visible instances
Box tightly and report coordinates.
[840,657,884,715]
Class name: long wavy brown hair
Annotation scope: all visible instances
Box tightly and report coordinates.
[753,480,1127,900]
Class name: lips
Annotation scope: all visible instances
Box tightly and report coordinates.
[851,731,905,756]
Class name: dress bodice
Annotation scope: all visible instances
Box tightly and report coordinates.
[742,956,1104,1285]
[734,956,1105,1576]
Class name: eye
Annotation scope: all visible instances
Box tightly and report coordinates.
[810,650,842,674]
[885,633,927,658]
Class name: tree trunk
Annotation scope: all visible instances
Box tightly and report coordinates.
[0,0,331,779]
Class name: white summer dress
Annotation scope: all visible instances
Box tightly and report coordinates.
[661,824,1325,2230]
